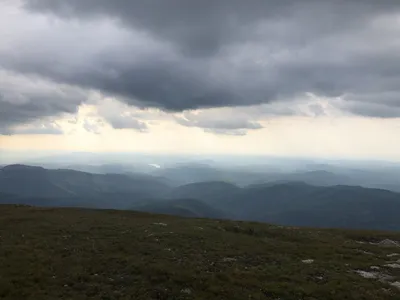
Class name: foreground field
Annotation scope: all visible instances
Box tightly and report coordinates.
[0,205,400,299]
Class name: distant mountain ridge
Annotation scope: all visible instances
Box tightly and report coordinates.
[1,164,400,230]
[0,164,170,205]
[166,181,241,206]
[165,180,400,230]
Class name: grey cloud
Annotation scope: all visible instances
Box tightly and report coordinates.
[172,99,335,135]
[107,116,148,132]
[0,0,399,129]
[0,70,87,133]
[204,129,249,136]
[343,92,400,109]
[176,115,262,130]
[174,110,263,135]
[2,47,272,111]
[336,101,400,119]
[94,99,150,132]
[0,121,63,135]
[307,104,327,117]
[23,0,399,56]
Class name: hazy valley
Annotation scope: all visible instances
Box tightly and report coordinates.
[1,156,400,231]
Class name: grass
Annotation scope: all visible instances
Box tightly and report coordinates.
[0,205,400,299]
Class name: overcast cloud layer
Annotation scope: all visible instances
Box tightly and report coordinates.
[1,0,400,134]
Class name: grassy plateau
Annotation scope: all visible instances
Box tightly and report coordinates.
[0,205,400,299]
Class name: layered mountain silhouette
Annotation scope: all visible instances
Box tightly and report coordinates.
[1,164,400,230]
[0,164,170,209]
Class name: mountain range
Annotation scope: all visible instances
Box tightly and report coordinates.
[1,164,400,230]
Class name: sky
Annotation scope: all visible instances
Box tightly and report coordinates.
[1,0,400,160]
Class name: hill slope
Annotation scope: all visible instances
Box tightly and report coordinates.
[166,181,241,206]
[0,205,399,299]
[225,183,400,230]
[0,164,171,207]
[170,181,400,231]
[131,198,227,219]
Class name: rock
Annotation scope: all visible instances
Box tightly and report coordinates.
[370,266,380,270]
[181,288,192,295]
[355,270,378,279]
[360,250,374,255]
[222,257,237,262]
[152,222,167,226]
[378,274,396,283]
[384,263,400,269]
[355,270,395,282]
[390,282,400,290]
[302,259,314,264]
[387,253,400,257]
[377,239,400,247]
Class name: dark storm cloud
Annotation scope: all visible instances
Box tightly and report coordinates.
[23,0,399,56]
[0,70,87,133]
[338,101,400,119]
[1,0,400,134]
[1,41,277,111]
[19,0,400,114]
